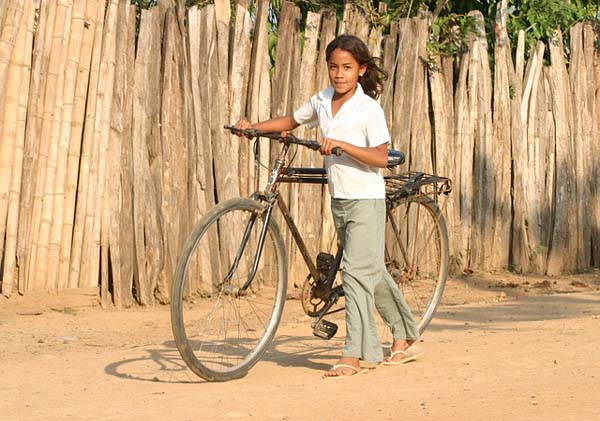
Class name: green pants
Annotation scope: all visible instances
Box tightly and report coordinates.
[331,198,419,363]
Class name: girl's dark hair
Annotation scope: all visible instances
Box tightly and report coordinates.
[325,34,388,99]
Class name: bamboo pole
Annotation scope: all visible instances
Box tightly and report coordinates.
[26,0,72,291]
[47,0,86,290]
[68,0,105,288]
[0,0,25,149]
[0,0,25,272]
[0,2,8,27]
[17,0,54,293]
[57,0,98,288]
[1,0,34,297]
[81,0,118,294]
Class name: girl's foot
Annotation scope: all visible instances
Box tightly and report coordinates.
[384,339,418,364]
[323,356,362,378]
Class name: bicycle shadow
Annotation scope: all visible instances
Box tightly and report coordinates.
[104,334,343,384]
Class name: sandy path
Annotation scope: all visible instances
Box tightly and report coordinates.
[1,275,599,420]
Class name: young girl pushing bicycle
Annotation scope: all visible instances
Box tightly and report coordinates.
[234,34,422,379]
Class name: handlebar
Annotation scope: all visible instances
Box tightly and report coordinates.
[224,125,342,156]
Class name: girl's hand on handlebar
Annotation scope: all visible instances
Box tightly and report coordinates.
[232,119,254,138]
[319,138,343,156]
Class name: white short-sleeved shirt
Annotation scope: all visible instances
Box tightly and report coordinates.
[293,84,390,199]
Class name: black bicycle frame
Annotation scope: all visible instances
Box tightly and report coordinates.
[228,144,340,295]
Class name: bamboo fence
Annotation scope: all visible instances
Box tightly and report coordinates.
[0,0,599,303]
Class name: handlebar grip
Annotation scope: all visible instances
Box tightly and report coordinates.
[332,147,342,156]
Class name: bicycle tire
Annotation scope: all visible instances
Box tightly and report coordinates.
[385,195,449,334]
[171,197,287,381]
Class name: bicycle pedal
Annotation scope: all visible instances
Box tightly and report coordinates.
[312,319,338,340]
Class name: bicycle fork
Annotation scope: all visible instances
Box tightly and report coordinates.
[220,204,275,296]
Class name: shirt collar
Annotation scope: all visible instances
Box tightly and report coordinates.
[320,83,367,118]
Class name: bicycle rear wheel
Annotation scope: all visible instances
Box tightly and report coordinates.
[385,196,449,333]
[171,197,287,382]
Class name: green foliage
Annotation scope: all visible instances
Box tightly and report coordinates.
[506,0,599,54]
[427,13,479,59]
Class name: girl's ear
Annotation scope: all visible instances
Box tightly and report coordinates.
[359,64,367,77]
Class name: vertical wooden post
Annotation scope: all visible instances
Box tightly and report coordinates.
[230,0,251,197]
[587,22,600,266]
[381,21,398,132]
[546,31,578,275]
[489,0,512,270]
[453,21,476,269]
[569,23,592,269]
[391,18,416,155]
[156,7,189,303]
[107,0,136,307]
[246,0,271,191]
[316,9,337,255]
[270,1,300,268]
[131,6,166,304]
[469,11,493,270]
[290,10,321,284]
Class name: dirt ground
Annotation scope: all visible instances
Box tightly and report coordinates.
[1,270,600,421]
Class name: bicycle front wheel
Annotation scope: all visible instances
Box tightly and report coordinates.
[385,196,449,334]
[171,197,287,382]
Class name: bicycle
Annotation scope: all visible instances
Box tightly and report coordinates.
[170,126,452,382]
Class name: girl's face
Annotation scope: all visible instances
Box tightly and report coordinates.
[327,48,367,98]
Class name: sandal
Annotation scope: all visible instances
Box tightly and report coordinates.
[322,363,369,380]
[383,345,424,366]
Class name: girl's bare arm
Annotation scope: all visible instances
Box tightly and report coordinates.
[235,115,299,133]
[319,138,388,168]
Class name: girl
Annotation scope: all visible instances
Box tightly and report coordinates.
[234,34,422,379]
